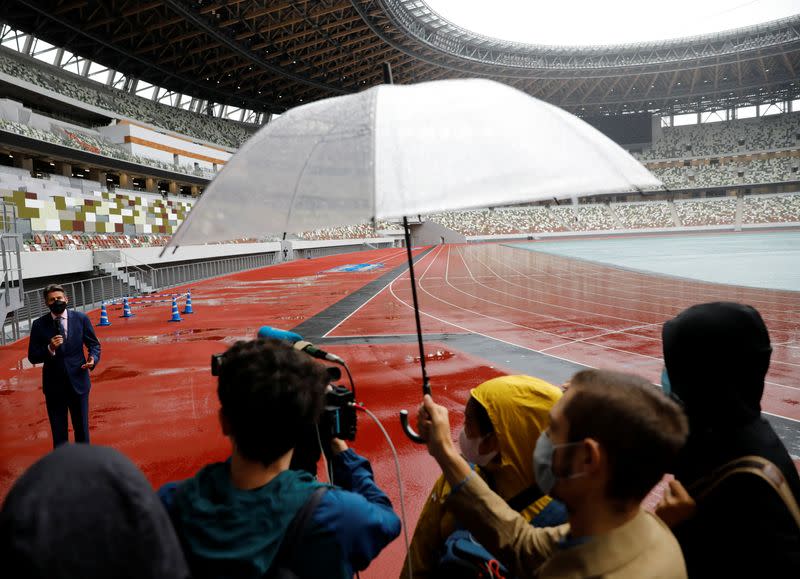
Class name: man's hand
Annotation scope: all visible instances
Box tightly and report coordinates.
[417,394,455,460]
[330,438,348,455]
[49,335,64,350]
[655,479,696,528]
[81,356,95,370]
[417,395,472,488]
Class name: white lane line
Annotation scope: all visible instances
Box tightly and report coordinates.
[323,248,432,338]
[454,247,650,328]
[384,249,800,420]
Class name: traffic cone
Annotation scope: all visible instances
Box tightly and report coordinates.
[98,303,111,326]
[183,290,194,314]
[168,297,182,322]
[121,297,134,318]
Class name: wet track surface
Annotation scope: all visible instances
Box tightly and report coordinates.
[1,242,798,577]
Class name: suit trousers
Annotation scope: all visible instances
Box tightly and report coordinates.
[44,379,90,447]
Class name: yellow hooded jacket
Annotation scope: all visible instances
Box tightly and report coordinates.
[402,375,563,578]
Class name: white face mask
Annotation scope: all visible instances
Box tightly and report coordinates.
[458,428,498,466]
[533,430,587,495]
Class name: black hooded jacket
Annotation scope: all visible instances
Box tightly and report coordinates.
[663,302,800,578]
[0,444,190,579]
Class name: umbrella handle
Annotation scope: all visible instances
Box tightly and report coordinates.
[399,410,426,444]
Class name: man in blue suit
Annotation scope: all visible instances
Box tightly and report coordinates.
[27,284,101,447]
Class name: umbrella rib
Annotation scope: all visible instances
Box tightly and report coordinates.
[282,124,342,233]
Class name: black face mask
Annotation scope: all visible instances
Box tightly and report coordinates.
[48,301,67,315]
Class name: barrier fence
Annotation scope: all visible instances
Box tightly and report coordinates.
[138,252,280,292]
[8,252,280,340]
[4,239,396,342]
[293,240,394,260]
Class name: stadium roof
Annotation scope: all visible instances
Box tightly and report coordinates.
[2,0,799,118]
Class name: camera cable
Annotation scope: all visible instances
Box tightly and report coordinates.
[355,403,413,579]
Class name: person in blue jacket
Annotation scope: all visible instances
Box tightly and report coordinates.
[27,284,101,447]
[159,339,401,578]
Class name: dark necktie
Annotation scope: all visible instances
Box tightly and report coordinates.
[56,316,65,339]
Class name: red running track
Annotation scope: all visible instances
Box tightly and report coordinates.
[332,243,800,422]
[1,243,798,578]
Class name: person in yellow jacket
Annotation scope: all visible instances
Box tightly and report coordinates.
[402,375,567,577]
[416,369,689,579]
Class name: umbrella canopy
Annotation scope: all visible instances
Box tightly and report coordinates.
[168,78,661,247]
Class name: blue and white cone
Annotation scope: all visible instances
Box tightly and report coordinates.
[99,303,112,326]
[183,291,194,314]
[168,297,182,322]
[121,297,134,318]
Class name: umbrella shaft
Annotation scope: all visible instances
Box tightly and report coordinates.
[403,217,430,395]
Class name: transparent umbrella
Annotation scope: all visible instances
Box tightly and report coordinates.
[169,78,660,245]
[166,78,662,440]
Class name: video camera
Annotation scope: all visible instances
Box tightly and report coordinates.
[210,349,357,441]
[320,365,358,441]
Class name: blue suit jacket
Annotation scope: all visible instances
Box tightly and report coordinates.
[27,309,101,396]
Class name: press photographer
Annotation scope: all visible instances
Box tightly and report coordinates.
[158,339,400,579]
[251,325,358,476]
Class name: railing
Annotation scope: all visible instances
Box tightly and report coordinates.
[3,239,398,343]
[0,202,24,343]
[15,274,127,336]
[13,253,280,334]
[294,240,395,260]
[143,252,280,291]
[0,202,18,234]
[0,234,24,304]
[121,251,157,293]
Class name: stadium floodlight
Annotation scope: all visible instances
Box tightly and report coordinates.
[168,78,661,247]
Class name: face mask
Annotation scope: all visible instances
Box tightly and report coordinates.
[458,428,498,466]
[661,367,672,395]
[660,367,686,407]
[533,430,586,495]
[48,300,67,315]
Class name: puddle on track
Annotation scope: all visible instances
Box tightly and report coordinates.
[95,366,141,380]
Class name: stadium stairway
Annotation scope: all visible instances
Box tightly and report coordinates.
[669,201,683,227]
[735,196,744,230]
[547,205,574,231]
[409,219,466,244]
[99,261,154,295]
[0,231,25,344]
[607,204,624,229]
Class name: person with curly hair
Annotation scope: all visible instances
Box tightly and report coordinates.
[159,339,400,579]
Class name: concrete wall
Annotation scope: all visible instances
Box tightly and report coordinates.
[99,123,232,171]
[119,242,281,265]
[22,249,94,279]
[410,220,466,245]
[19,238,404,280]
[289,238,391,249]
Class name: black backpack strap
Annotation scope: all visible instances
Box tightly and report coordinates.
[506,484,545,513]
[691,456,800,530]
[270,487,329,575]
